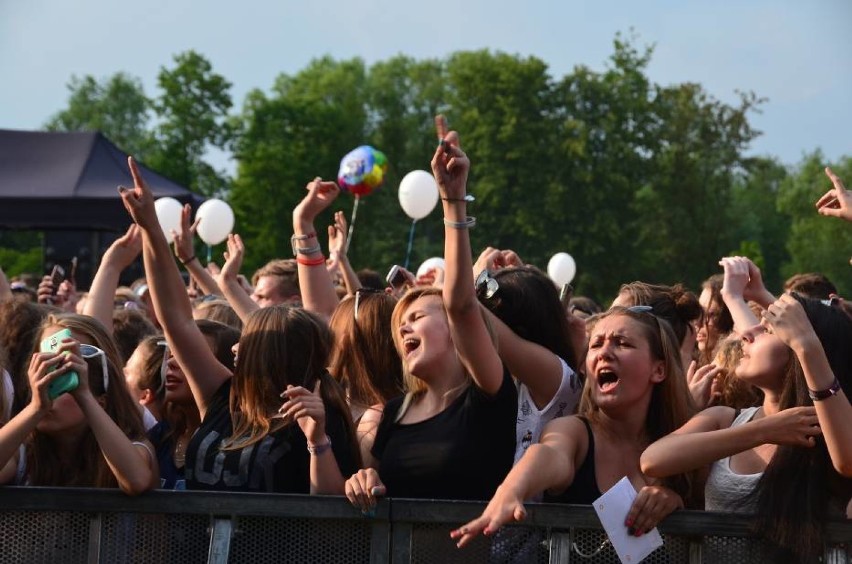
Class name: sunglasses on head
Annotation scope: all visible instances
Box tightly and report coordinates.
[354,288,383,321]
[79,344,109,393]
[475,269,499,300]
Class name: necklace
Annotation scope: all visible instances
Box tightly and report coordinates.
[174,435,187,468]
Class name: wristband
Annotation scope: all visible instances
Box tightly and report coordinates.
[307,436,332,455]
[291,233,318,256]
[441,195,475,203]
[297,255,326,267]
[443,216,476,229]
[293,243,322,257]
[179,255,197,266]
[808,378,841,401]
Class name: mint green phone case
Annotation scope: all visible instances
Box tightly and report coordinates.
[40,328,79,399]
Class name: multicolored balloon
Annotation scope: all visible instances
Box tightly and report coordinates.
[338,145,388,196]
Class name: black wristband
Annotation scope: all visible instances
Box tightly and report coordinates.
[808,378,841,401]
[179,255,197,266]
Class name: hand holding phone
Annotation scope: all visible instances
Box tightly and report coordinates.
[386,265,409,290]
[39,328,79,399]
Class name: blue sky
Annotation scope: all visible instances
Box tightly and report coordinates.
[2,0,850,169]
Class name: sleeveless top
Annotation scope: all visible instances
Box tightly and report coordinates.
[704,406,762,512]
[514,357,582,465]
[543,416,602,504]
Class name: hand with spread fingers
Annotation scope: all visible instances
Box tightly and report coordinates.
[172,204,201,264]
[624,485,683,537]
[344,468,387,514]
[278,380,326,445]
[103,224,143,271]
[686,361,723,409]
[450,485,528,548]
[118,157,159,230]
[816,167,852,222]
[219,234,246,284]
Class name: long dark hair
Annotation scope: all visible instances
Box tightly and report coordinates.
[479,266,577,370]
[749,296,852,559]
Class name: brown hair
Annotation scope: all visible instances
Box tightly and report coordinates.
[328,292,403,408]
[579,307,699,505]
[698,274,734,366]
[783,272,837,300]
[193,298,243,331]
[251,259,300,299]
[707,336,762,410]
[112,308,158,363]
[0,301,53,415]
[195,319,240,370]
[27,313,146,488]
[617,282,702,348]
[222,306,357,463]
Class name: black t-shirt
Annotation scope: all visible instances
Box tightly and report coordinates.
[185,380,357,493]
[372,369,517,501]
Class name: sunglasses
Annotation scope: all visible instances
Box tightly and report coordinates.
[79,344,109,393]
[354,288,383,321]
[475,269,499,300]
[156,340,169,394]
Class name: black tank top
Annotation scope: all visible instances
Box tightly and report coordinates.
[543,416,602,504]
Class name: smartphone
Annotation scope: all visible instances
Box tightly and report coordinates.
[40,328,79,399]
[49,265,66,296]
[386,265,407,290]
[559,283,574,308]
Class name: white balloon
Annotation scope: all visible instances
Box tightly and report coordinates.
[154,197,183,244]
[416,257,446,278]
[547,252,577,286]
[196,199,235,245]
[398,170,439,220]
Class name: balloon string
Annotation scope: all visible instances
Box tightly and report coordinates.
[404,219,417,270]
[346,196,361,253]
[206,245,212,264]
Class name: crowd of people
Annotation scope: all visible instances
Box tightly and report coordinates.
[0,119,850,562]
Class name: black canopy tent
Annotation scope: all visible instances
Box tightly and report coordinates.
[0,129,204,287]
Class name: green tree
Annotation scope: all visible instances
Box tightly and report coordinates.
[149,51,234,197]
[45,73,153,157]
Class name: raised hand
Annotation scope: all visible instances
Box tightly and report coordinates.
[172,204,201,264]
[103,224,143,270]
[431,130,470,200]
[719,256,751,299]
[328,211,348,263]
[450,485,528,548]
[118,157,159,230]
[625,485,683,537]
[219,234,245,283]
[473,247,507,276]
[686,361,723,409]
[816,167,852,222]
[294,178,341,223]
[761,293,820,353]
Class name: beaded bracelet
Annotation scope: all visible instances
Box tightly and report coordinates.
[808,377,841,401]
[443,216,477,229]
[307,436,332,455]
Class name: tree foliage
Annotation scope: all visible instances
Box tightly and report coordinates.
[29,38,849,300]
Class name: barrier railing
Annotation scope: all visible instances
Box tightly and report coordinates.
[0,487,849,563]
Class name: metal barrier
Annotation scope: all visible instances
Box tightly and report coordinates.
[0,487,850,563]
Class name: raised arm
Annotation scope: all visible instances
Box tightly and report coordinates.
[293,178,342,320]
[764,294,852,476]
[641,404,821,478]
[216,234,259,322]
[433,127,503,396]
[84,224,142,333]
[451,415,586,548]
[172,204,220,296]
[118,157,231,417]
[718,257,762,332]
[328,211,361,296]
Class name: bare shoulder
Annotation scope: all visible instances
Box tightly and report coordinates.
[676,405,738,434]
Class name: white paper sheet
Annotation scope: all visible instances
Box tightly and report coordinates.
[592,476,664,564]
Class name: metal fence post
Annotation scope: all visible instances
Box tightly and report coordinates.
[86,513,102,564]
[207,517,234,564]
[548,530,572,564]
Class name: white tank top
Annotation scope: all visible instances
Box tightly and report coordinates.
[704,406,762,512]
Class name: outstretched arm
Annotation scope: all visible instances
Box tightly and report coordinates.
[216,234,259,322]
[451,416,585,548]
[433,124,503,396]
[119,157,231,418]
[84,224,142,333]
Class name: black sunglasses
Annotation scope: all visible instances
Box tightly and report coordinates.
[475,269,499,300]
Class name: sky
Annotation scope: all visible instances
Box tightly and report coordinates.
[2,0,851,171]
